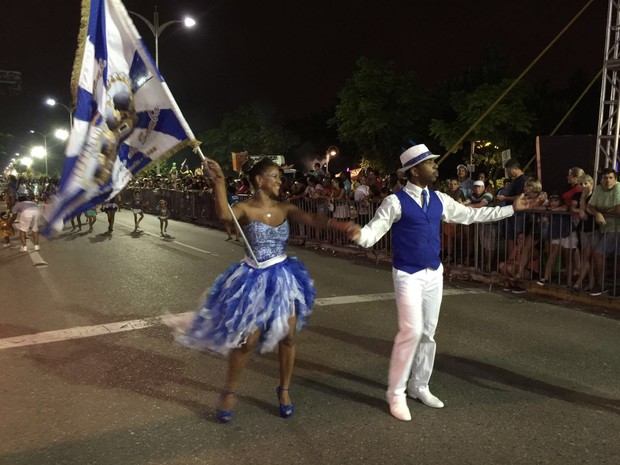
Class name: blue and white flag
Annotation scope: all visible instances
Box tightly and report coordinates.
[43,0,199,236]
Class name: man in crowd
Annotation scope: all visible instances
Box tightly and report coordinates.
[464,180,493,207]
[587,168,620,296]
[456,164,474,199]
[496,160,528,257]
[354,176,371,226]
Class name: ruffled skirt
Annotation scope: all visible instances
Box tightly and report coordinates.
[175,257,315,355]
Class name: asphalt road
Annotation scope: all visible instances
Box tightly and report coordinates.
[0,209,619,465]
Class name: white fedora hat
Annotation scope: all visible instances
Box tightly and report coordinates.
[398,144,439,173]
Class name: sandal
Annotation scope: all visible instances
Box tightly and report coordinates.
[276,386,294,419]
[216,390,236,423]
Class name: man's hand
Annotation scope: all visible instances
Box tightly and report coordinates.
[594,211,607,226]
[329,220,360,240]
[512,194,527,212]
[346,223,362,242]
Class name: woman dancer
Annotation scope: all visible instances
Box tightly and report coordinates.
[176,157,355,423]
[156,199,170,235]
[101,196,119,232]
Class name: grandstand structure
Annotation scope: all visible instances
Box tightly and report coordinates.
[595,0,620,182]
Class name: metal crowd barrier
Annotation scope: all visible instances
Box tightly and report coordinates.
[120,188,619,298]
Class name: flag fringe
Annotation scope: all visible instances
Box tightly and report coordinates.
[71,0,91,106]
[134,138,201,177]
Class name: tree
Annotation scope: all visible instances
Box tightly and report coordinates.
[429,79,535,154]
[331,57,432,172]
[199,104,299,174]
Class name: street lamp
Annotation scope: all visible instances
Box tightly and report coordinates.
[45,98,74,128]
[129,6,196,68]
[29,128,70,176]
[19,156,33,169]
[30,130,48,175]
[325,145,339,175]
[55,128,69,141]
[31,145,48,176]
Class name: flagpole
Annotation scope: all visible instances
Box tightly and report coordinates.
[112,1,255,265]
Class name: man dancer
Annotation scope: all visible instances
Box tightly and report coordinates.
[349,143,526,421]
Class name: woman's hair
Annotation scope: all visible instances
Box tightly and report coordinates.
[242,157,279,190]
[525,178,542,194]
[579,174,594,186]
[569,167,585,180]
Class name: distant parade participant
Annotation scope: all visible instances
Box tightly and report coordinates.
[156,199,170,235]
[85,205,97,232]
[349,143,527,422]
[1,212,12,248]
[70,214,83,232]
[173,157,356,423]
[9,193,43,252]
[101,196,119,232]
[131,191,145,232]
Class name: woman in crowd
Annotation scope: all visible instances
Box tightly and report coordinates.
[331,177,350,221]
[537,194,572,286]
[561,167,585,281]
[571,174,599,292]
[175,157,355,423]
[441,178,465,264]
[512,179,546,288]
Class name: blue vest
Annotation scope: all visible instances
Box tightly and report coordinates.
[392,189,443,274]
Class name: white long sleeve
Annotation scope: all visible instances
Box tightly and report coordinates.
[356,182,514,248]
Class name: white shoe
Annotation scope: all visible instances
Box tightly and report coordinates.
[34,245,40,251]
[409,387,444,408]
[387,396,412,421]
[20,246,27,252]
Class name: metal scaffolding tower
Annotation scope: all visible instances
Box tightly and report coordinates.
[595,0,620,182]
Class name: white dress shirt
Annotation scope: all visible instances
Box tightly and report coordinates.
[356,181,514,248]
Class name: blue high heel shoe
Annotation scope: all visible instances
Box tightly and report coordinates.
[276,386,294,418]
[216,390,236,423]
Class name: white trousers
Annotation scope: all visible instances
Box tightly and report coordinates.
[18,209,41,233]
[387,265,443,399]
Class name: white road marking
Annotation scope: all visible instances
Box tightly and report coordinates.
[0,289,477,351]
[28,250,48,267]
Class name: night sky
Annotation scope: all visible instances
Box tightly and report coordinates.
[0,0,608,171]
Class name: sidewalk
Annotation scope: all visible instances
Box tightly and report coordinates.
[445,265,620,315]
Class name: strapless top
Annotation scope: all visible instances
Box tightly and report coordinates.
[242,220,289,262]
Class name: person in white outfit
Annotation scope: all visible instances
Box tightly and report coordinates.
[349,143,527,421]
[10,193,42,252]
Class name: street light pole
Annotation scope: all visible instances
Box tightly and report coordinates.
[129,7,195,176]
[129,6,196,68]
[45,98,73,128]
[326,145,339,175]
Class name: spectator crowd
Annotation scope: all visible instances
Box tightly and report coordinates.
[2,157,619,297]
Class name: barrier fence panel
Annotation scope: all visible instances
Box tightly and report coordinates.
[117,188,619,298]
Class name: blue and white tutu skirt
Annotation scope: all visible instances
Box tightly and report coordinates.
[176,256,316,355]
